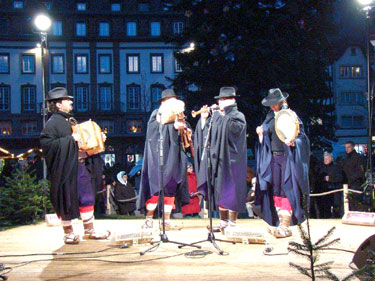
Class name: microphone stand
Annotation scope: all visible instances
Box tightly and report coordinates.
[140,112,200,255]
[178,109,235,255]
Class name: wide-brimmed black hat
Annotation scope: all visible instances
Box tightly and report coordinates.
[214,87,239,99]
[158,88,177,102]
[261,88,289,107]
[46,87,73,101]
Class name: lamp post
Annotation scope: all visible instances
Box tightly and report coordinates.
[34,14,51,180]
[358,0,375,186]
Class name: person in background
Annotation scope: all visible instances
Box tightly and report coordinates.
[181,164,201,217]
[114,171,137,216]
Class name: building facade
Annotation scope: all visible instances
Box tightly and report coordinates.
[332,45,369,151]
[0,0,184,169]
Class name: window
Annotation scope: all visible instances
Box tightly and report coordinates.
[111,3,121,11]
[127,120,142,134]
[127,54,139,73]
[77,2,87,11]
[341,115,364,128]
[51,54,64,74]
[126,22,137,36]
[339,92,364,105]
[13,0,24,9]
[22,121,38,136]
[99,86,112,111]
[0,19,9,35]
[52,21,62,36]
[75,54,88,74]
[75,22,86,36]
[127,85,140,110]
[151,85,163,109]
[0,121,11,135]
[339,66,362,78]
[138,3,149,11]
[0,54,9,73]
[150,22,161,36]
[0,85,10,111]
[98,120,114,135]
[173,22,184,34]
[98,54,111,74]
[22,85,36,111]
[75,85,89,112]
[22,55,35,74]
[99,22,110,37]
[175,58,182,72]
[150,54,163,73]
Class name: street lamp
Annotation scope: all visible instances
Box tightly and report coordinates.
[358,0,375,186]
[34,14,51,180]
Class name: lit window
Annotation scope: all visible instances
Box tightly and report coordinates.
[151,54,163,73]
[127,22,137,36]
[175,58,182,72]
[22,86,36,111]
[150,22,161,36]
[127,120,142,134]
[173,22,184,34]
[75,85,89,112]
[0,86,10,111]
[75,22,86,36]
[52,21,62,36]
[99,120,114,134]
[99,86,112,111]
[99,22,110,37]
[22,55,35,74]
[127,85,140,110]
[52,54,64,74]
[22,121,38,135]
[111,3,121,11]
[13,0,24,9]
[75,54,88,74]
[0,121,11,135]
[339,66,362,78]
[99,55,111,74]
[77,3,87,11]
[0,54,9,73]
[127,54,139,73]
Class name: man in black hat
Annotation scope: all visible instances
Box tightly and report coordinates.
[137,88,189,230]
[255,88,310,238]
[194,87,247,233]
[40,87,110,244]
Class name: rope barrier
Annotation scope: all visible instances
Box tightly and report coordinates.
[310,188,364,197]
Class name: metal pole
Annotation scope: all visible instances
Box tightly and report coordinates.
[366,10,373,187]
[41,32,47,180]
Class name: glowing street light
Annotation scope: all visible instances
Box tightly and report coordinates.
[181,42,195,53]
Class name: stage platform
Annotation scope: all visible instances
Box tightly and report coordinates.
[0,218,372,280]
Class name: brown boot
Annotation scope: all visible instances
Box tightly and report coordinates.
[270,210,292,238]
[208,209,229,232]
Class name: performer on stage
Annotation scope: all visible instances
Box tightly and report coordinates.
[40,87,110,244]
[137,89,190,230]
[255,88,310,238]
[194,87,247,233]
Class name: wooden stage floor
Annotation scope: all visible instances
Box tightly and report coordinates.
[0,218,371,280]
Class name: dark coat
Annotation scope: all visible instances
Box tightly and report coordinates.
[318,162,343,191]
[342,151,366,186]
[114,181,137,214]
[194,104,247,213]
[255,110,310,226]
[137,109,189,210]
[40,111,79,220]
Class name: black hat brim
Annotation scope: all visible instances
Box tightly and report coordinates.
[45,95,74,101]
[261,93,288,106]
[214,94,240,99]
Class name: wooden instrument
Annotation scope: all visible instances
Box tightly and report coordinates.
[71,119,105,156]
[274,109,300,142]
[176,112,194,158]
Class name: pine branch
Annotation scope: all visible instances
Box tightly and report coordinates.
[289,262,312,278]
[314,227,337,247]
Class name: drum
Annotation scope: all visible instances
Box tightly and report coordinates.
[72,120,105,156]
[274,109,300,142]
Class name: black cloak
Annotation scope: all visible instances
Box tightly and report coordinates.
[40,111,79,220]
[255,110,310,226]
[194,104,247,213]
[137,109,189,210]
